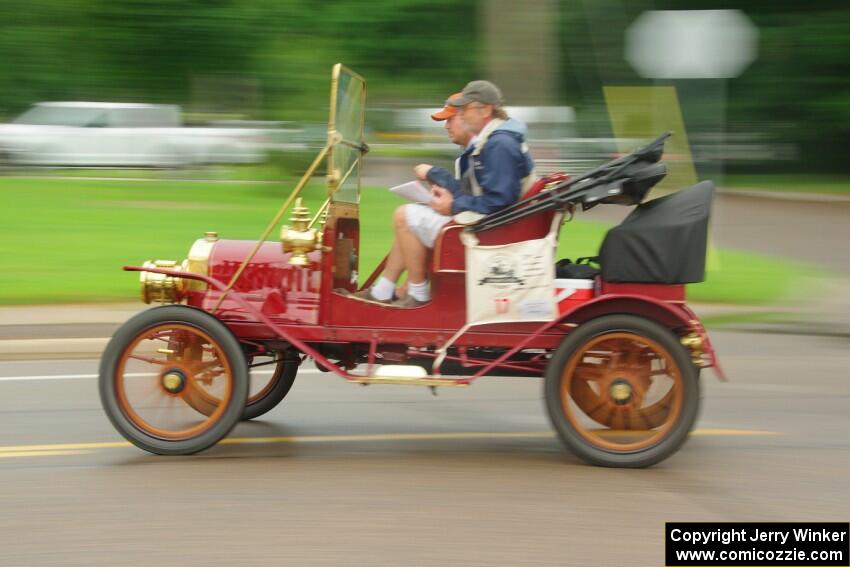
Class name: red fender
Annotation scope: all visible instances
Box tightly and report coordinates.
[559,293,726,380]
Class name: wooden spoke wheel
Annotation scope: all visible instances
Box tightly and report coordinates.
[99,306,248,455]
[568,338,679,430]
[182,353,299,421]
[545,315,699,468]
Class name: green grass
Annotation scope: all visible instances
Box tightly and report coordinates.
[724,174,850,194]
[0,177,812,305]
[690,250,813,305]
[38,166,284,182]
[699,311,794,329]
[27,168,177,180]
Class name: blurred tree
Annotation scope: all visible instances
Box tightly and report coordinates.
[0,0,477,119]
[87,0,261,102]
[0,0,845,172]
[725,8,850,172]
[557,0,849,172]
[482,0,559,105]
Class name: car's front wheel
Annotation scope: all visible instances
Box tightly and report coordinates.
[99,305,249,455]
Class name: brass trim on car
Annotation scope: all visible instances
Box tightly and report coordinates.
[680,332,707,367]
[140,260,189,304]
[185,232,218,292]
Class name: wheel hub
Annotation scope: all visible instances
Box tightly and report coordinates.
[609,380,633,405]
[162,370,187,394]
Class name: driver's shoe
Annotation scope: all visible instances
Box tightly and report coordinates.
[346,288,393,305]
[391,295,428,308]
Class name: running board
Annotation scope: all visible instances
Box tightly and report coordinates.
[350,376,468,387]
[350,365,468,388]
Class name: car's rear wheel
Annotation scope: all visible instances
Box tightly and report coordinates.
[242,354,299,420]
[545,315,699,468]
[99,306,248,455]
[182,352,299,420]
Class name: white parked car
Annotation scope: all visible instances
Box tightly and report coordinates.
[0,102,271,167]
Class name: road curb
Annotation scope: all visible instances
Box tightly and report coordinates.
[717,188,850,203]
[0,303,142,327]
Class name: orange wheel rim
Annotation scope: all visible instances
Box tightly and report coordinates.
[114,323,234,440]
[560,332,684,453]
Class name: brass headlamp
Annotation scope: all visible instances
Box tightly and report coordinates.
[140,259,189,304]
[139,231,218,304]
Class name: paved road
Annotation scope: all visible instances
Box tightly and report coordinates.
[0,328,847,565]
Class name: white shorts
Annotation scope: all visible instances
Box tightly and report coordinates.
[404,203,452,248]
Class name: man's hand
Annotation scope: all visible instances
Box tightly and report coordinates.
[414,164,433,181]
[430,185,453,216]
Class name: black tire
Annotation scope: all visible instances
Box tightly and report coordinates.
[544,314,700,468]
[98,305,249,455]
[241,356,299,421]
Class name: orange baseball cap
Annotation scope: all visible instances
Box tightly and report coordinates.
[431,92,463,121]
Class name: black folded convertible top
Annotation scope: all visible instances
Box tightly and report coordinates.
[599,181,715,284]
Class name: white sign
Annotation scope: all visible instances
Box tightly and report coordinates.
[626,10,758,79]
[464,235,557,325]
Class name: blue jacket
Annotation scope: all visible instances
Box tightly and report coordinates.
[425,118,534,215]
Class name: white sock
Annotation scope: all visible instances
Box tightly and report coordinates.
[407,279,430,302]
[370,276,396,301]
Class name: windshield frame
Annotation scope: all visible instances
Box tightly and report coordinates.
[326,64,366,204]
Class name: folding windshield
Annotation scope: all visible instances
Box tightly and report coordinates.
[326,64,366,204]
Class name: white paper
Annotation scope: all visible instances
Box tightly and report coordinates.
[389,180,433,204]
[519,298,556,319]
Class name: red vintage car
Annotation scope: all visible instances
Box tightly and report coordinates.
[98,65,723,467]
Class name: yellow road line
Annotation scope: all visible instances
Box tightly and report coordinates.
[593,428,782,438]
[0,450,89,458]
[0,428,780,457]
[690,428,781,437]
[220,431,556,445]
[0,441,131,453]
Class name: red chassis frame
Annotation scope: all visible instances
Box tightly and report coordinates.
[126,193,725,386]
